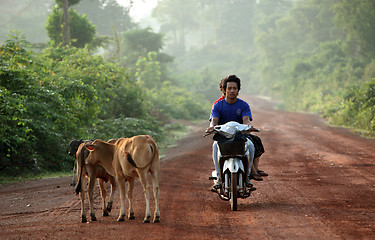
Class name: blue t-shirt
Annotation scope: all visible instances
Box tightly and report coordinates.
[210,98,252,125]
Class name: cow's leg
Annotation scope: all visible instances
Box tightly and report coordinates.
[127,178,135,220]
[107,176,116,213]
[138,171,151,223]
[98,179,109,216]
[71,163,77,186]
[79,177,87,223]
[117,178,126,221]
[87,175,97,221]
[151,171,160,223]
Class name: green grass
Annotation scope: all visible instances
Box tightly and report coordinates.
[0,171,73,184]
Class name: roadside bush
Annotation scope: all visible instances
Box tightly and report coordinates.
[87,117,164,143]
[326,78,375,132]
[0,34,71,174]
[0,35,153,176]
[147,81,209,120]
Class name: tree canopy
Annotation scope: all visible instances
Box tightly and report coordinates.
[153,0,375,135]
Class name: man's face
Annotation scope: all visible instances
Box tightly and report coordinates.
[225,81,239,100]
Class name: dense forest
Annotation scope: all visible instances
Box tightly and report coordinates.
[1,0,374,177]
[151,0,374,134]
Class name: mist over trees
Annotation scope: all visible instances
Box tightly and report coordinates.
[0,0,374,177]
[0,0,53,43]
[0,0,208,176]
[153,0,374,134]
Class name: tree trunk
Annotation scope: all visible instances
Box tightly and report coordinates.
[62,0,70,46]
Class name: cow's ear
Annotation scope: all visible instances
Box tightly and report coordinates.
[85,144,96,151]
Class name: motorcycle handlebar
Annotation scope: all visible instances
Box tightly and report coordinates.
[203,128,260,137]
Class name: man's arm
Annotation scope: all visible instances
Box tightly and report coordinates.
[243,115,259,132]
[243,115,251,126]
[206,117,219,133]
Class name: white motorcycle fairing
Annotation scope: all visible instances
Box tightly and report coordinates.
[213,121,251,138]
[223,158,245,173]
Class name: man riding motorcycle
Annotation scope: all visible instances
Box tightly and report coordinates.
[206,75,258,189]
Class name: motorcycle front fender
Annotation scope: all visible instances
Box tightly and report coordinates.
[223,158,244,173]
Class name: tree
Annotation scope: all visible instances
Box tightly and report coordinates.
[46,5,96,48]
[120,28,173,78]
[333,0,375,62]
[73,0,135,37]
[0,33,74,174]
[135,51,162,89]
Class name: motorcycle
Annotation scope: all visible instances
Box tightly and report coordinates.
[205,121,259,211]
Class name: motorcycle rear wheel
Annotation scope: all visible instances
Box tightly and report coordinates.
[230,172,238,211]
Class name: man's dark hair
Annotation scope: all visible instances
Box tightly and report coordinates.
[219,78,224,90]
[222,75,241,92]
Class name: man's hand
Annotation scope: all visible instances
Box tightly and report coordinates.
[249,126,260,132]
[207,117,219,133]
[205,126,214,133]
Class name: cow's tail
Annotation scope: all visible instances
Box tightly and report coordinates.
[125,142,155,169]
[74,145,85,195]
[125,152,138,168]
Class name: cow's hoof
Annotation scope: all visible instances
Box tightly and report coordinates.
[143,216,151,223]
[117,215,125,222]
[153,216,160,223]
[91,214,97,221]
[128,213,135,220]
[81,216,87,223]
[103,210,109,216]
[107,202,113,212]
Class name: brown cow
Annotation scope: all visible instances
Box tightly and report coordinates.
[85,135,160,223]
[75,140,117,222]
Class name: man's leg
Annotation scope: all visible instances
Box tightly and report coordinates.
[246,139,255,186]
[212,141,221,188]
[249,134,268,176]
[250,157,263,181]
[253,157,260,171]
[253,156,268,176]
[246,139,255,175]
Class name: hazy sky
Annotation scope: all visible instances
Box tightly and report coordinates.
[116,0,158,21]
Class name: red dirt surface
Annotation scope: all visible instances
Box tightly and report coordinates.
[0,96,374,239]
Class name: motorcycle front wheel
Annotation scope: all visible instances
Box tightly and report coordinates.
[230,172,238,211]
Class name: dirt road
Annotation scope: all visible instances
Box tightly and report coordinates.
[0,96,374,240]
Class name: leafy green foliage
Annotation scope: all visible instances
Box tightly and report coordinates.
[88,117,164,143]
[333,0,375,62]
[0,34,154,176]
[0,33,69,174]
[147,81,209,120]
[73,0,135,37]
[152,0,374,135]
[135,51,162,89]
[251,0,375,134]
[120,28,173,68]
[0,29,209,177]
[327,78,375,132]
[42,46,147,120]
[134,51,209,120]
[46,6,96,48]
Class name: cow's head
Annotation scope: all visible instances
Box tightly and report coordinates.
[68,139,83,156]
[84,139,116,176]
[84,139,111,165]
